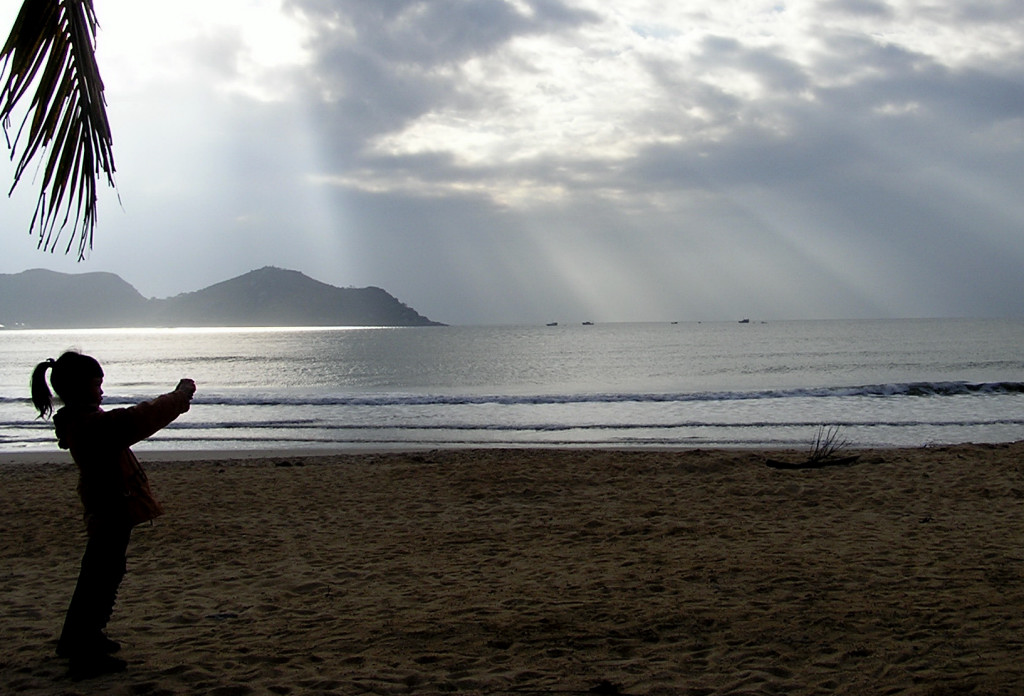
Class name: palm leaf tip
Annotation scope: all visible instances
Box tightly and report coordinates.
[0,0,116,260]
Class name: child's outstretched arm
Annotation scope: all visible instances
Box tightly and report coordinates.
[100,379,198,449]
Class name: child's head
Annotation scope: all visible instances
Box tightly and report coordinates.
[31,351,105,418]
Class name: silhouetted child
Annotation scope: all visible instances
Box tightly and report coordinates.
[31,351,196,679]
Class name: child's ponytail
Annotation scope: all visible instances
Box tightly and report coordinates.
[31,358,57,419]
[31,351,105,418]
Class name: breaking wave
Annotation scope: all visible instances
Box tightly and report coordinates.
[85,380,1024,408]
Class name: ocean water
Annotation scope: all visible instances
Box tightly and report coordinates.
[1,319,1022,453]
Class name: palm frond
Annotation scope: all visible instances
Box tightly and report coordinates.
[0,0,115,260]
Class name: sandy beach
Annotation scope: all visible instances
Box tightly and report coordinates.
[2,442,1024,695]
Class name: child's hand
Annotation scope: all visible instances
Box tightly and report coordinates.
[176,379,197,399]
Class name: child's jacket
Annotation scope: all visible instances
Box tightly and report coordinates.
[54,390,192,533]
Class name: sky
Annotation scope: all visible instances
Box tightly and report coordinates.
[1,0,1023,325]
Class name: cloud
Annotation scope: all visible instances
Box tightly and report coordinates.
[818,0,894,19]
[285,0,599,155]
[290,0,1023,198]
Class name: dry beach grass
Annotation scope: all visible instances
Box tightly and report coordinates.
[2,442,1024,694]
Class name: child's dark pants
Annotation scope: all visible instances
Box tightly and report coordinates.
[57,519,132,656]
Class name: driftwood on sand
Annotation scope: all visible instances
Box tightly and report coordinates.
[764,454,862,469]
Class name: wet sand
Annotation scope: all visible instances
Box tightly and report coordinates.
[2,442,1024,694]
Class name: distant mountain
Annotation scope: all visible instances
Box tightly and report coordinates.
[0,269,151,328]
[0,267,444,328]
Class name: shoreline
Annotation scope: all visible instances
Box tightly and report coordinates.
[0,440,935,466]
[3,441,1024,694]
[0,446,442,465]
